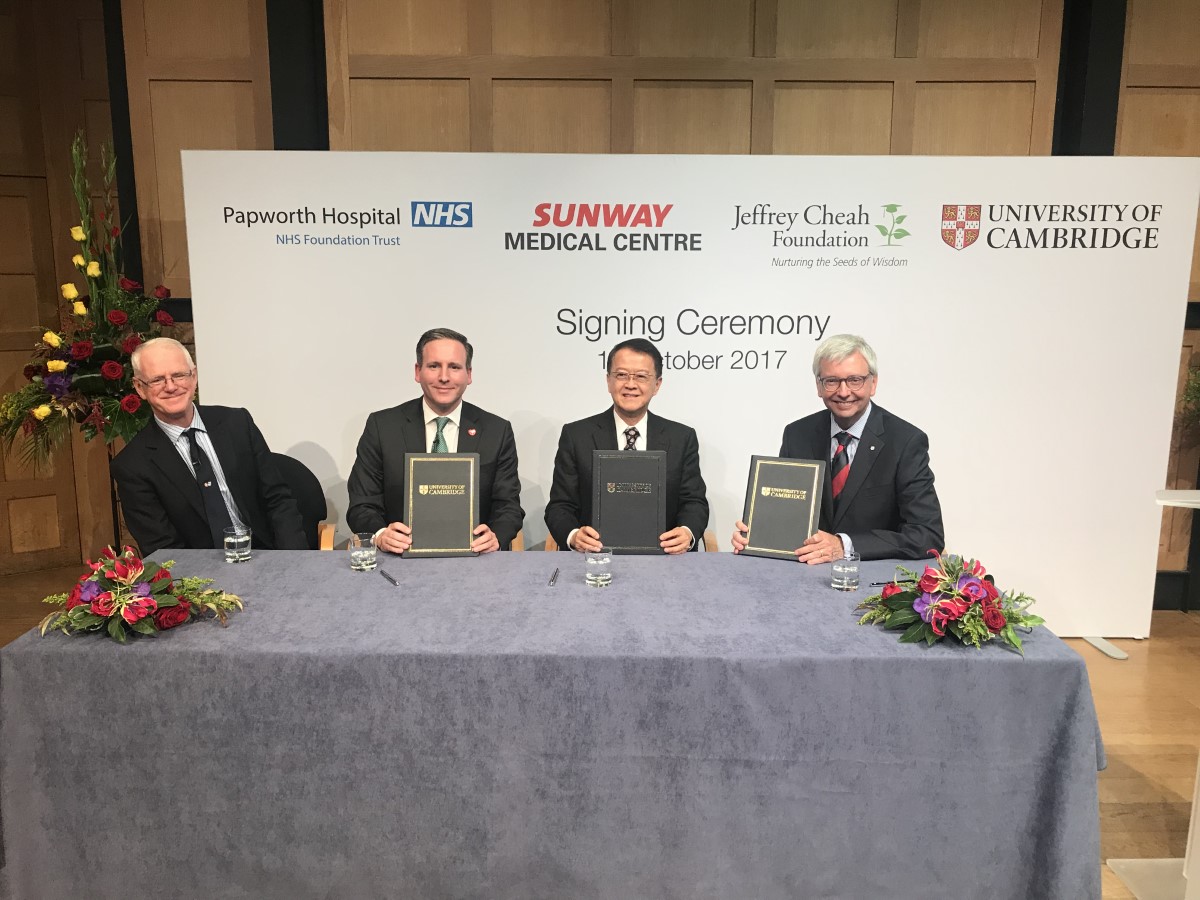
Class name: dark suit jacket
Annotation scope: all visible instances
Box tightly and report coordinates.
[112,405,308,557]
[779,404,944,561]
[346,398,525,549]
[545,408,709,551]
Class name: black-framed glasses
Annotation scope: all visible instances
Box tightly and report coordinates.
[817,374,871,392]
[609,371,655,385]
[135,369,195,391]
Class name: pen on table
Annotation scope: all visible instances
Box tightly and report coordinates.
[548,567,559,587]
[869,579,915,586]
[379,569,400,587]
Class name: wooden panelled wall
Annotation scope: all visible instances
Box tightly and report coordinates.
[324,0,1063,157]
[0,0,115,574]
[1117,1,1200,572]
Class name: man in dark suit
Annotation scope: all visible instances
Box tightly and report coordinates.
[347,328,524,553]
[546,338,709,554]
[732,334,943,562]
[112,337,308,556]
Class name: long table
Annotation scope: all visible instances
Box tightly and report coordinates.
[1,550,1103,899]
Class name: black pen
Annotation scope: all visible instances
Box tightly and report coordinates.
[548,568,559,586]
[379,569,400,587]
[869,579,915,586]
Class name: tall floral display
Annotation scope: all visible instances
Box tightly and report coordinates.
[0,132,174,467]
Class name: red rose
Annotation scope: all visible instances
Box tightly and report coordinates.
[118,276,142,291]
[107,310,128,327]
[153,285,171,300]
[155,310,174,327]
[981,578,1000,601]
[121,597,157,625]
[153,600,191,630]
[982,603,1007,634]
[70,340,94,360]
[22,364,39,380]
[100,360,123,380]
[66,583,84,610]
[150,567,172,583]
[121,334,143,354]
[119,394,141,414]
[880,582,904,599]
[90,592,116,617]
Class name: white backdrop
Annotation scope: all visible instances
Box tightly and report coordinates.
[182,151,1200,637]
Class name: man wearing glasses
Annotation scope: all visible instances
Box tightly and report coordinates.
[731,333,944,562]
[546,338,709,554]
[112,337,307,556]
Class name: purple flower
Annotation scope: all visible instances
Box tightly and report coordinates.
[913,591,937,622]
[132,582,152,597]
[79,580,101,602]
[43,372,72,398]
[957,575,988,602]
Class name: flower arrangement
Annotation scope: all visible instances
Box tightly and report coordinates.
[856,552,1043,653]
[39,546,243,643]
[0,132,175,467]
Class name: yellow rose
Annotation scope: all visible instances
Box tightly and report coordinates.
[46,360,67,372]
[72,301,87,316]
[85,261,101,278]
[72,254,85,268]
[32,405,52,421]
[60,283,79,300]
[70,225,86,242]
[42,331,61,348]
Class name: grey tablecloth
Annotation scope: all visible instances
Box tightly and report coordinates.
[1,551,1103,900]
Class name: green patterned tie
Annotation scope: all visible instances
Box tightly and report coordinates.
[432,417,450,453]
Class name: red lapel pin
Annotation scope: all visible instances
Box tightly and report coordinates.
[467,428,476,436]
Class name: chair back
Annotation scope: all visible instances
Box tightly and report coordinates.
[271,453,328,550]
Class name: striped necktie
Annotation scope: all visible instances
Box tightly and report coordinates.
[831,431,853,500]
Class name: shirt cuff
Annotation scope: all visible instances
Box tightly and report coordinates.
[838,533,854,558]
[566,527,580,551]
[682,526,695,550]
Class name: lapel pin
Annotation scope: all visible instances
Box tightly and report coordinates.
[467,428,476,436]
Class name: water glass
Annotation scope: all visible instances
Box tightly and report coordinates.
[349,532,378,571]
[223,526,252,564]
[831,551,860,591]
[585,547,613,587]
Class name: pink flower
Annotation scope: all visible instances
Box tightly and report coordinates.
[108,557,145,583]
[917,566,941,594]
[120,597,157,624]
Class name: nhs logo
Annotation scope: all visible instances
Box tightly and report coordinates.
[411,201,473,227]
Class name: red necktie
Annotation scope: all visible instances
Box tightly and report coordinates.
[831,431,852,499]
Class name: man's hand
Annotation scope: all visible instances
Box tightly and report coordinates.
[731,520,749,553]
[659,526,692,555]
[570,525,604,553]
[471,523,500,554]
[796,530,844,565]
[375,521,412,554]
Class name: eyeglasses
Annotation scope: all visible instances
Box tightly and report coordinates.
[136,370,195,391]
[817,374,872,392]
[609,371,655,385]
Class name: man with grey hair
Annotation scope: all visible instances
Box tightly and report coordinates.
[112,337,307,556]
[732,333,943,561]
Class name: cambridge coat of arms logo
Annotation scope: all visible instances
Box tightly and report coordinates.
[941,204,982,250]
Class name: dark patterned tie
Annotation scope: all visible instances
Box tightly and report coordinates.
[831,431,853,500]
[182,428,233,546]
[623,427,639,451]
[431,417,450,453]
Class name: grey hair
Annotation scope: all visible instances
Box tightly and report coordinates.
[130,337,195,379]
[811,334,878,377]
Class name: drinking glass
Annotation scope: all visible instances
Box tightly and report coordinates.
[223,526,252,564]
[349,532,378,571]
[585,547,613,587]
[831,551,860,591]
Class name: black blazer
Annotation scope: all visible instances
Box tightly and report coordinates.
[345,398,525,549]
[779,403,944,561]
[545,408,709,551]
[112,405,308,556]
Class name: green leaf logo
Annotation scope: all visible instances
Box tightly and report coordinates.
[879,204,906,245]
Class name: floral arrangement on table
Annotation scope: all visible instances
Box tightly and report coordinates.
[856,551,1044,654]
[0,132,175,468]
[39,546,244,643]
